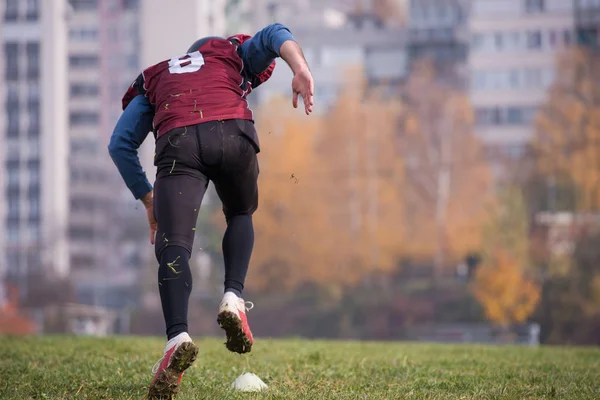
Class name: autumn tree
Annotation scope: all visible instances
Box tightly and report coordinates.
[472,249,540,327]
[398,60,492,275]
[532,48,600,212]
[247,68,406,292]
[315,68,406,285]
[521,47,600,343]
[471,187,540,327]
[0,284,37,335]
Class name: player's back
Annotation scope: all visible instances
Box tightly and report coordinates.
[142,38,254,136]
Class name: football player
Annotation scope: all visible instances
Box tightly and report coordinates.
[108,23,313,399]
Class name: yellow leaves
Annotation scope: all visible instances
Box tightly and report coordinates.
[246,62,492,290]
[532,48,600,211]
[248,69,406,291]
[472,249,540,327]
[474,187,541,326]
[399,59,492,266]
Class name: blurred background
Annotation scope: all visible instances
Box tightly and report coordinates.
[0,0,599,346]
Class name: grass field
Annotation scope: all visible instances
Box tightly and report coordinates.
[1,335,599,400]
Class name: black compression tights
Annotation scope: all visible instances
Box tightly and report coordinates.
[158,215,254,340]
[158,246,193,340]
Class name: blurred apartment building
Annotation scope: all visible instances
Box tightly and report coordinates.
[405,0,599,179]
[469,0,576,164]
[253,1,408,110]
[0,0,143,311]
[66,0,142,309]
[407,0,470,87]
[1,0,70,302]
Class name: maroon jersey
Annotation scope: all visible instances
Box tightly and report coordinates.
[122,35,276,138]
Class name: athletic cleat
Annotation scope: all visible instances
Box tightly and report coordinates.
[148,332,198,400]
[217,292,254,354]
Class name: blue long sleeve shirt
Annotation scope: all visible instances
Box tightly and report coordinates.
[108,23,295,200]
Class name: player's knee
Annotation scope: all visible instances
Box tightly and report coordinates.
[223,208,256,225]
[155,239,193,263]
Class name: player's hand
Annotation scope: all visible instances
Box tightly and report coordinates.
[292,67,314,115]
[141,191,158,245]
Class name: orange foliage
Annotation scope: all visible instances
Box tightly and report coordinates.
[241,63,491,291]
[248,69,406,291]
[472,249,540,327]
[533,48,600,211]
[399,60,492,265]
[0,285,37,335]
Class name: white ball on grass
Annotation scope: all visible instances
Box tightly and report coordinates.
[231,372,268,392]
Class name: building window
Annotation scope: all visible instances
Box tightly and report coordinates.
[473,68,554,91]
[27,84,40,105]
[28,160,40,185]
[70,139,98,155]
[7,185,20,216]
[5,43,19,81]
[494,33,504,50]
[28,103,40,136]
[28,137,40,158]
[26,42,40,80]
[527,31,542,49]
[7,161,20,187]
[29,197,40,219]
[123,0,139,10]
[28,183,40,221]
[7,90,20,138]
[69,27,99,41]
[70,83,99,97]
[577,28,599,48]
[524,0,545,13]
[5,0,19,21]
[475,106,538,126]
[7,139,20,161]
[70,112,100,126]
[70,0,98,11]
[26,0,39,21]
[69,227,94,240]
[69,55,99,68]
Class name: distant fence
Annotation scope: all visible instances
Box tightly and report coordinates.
[407,323,540,346]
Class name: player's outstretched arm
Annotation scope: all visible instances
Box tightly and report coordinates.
[280,40,314,115]
[238,23,314,114]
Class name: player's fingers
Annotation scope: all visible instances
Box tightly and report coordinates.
[293,91,299,108]
[150,224,157,245]
[303,93,311,114]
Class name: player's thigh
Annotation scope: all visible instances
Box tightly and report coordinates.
[154,169,208,259]
[213,153,259,220]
